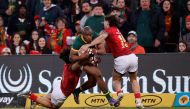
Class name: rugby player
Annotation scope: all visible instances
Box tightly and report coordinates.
[17,47,81,109]
[80,16,144,108]
[69,26,120,107]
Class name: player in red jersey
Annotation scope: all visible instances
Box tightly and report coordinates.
[17,47,81,109]
[80,15,144,108]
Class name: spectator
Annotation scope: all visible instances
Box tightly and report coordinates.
[7,5,33,41]
[47,17,72,54]
[26,0,43,19]
[28,30,40,52]
[88,0,110,15]
[70,0,82,22]
[80,2,93,30]
[181,0,190,31]
[151,0,162,9]
[111,0,117,8]
[0,15,9,51]
[160,0,180,52]
[66,0,82,32]
[126,0,140,11]
[180,15,190,49]
[33,15,45,37]
[19,43,28,55]
[131,0,165,53]
[39,0,65,25]
[184,0,190,16]
[0,0,13,26]
[177,41,189,52]
[115,0,132,36]
[9,33,22,55]
[127,31,145,54]
[55,0,72,26]
[85,4,105,37]
[1,47,12,55]
[74,20,81,36]
[37,37,52,54]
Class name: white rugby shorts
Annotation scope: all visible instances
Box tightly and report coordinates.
[51,80,67,108]
[114,53,138,74]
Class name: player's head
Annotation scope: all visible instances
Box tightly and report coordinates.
[81,26,93,43]
[104,15,118,29]
[60,47,71,64]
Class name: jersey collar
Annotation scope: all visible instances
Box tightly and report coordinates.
[81,35,88,44]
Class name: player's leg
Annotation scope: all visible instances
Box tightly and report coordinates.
[18,92,55,108]
[83,65,120,107]
[73,73,97,104]
[50,79,67,109]
[112,55,130,102]
[112,69,124,101]
[34,94,55,108]
[128,54,144,108]
[129,72,143,108]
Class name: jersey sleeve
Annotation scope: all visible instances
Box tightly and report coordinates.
[72,37,80,51]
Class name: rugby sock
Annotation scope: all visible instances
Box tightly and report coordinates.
[134,92,141,103]
[134,92,141,98]
[29,93,38,102]
[104,91,112,101]
[116,89,123,96]
[75,87,83,93]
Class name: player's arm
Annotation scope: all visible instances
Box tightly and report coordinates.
[95,41,106,55]
[80,31,108,52]
[89,31,108,47]
[69,48,89,62]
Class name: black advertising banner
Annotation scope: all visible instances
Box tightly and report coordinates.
[0,55,63,94]
[0,53,189,94]
[0,93,25,108]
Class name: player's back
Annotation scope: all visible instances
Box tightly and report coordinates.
[105,27,132,58]
[61,64,80,97]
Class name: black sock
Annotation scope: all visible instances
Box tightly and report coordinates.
[104,91,112,101]
[75,87,82,93]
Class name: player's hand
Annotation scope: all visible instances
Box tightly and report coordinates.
[80,51,89,60]
[79,44,90,54]
[99,31,108,38]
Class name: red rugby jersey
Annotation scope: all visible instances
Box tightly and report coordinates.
[105,27,132,58]
[61,64,80,97]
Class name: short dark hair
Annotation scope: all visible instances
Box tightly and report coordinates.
[82,26,93,36]
[56,17,68,27]
[105,15,118,27]
[59,47,71,64]
[82,1,90,5]
[93,3,103,9]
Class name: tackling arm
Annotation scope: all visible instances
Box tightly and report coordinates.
[69,48,89,62]
[89,31,108,47]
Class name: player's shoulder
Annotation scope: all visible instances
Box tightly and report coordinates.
[105,27,116,33]
[72,36,83,50]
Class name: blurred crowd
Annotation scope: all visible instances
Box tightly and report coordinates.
[0,0,189,56]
